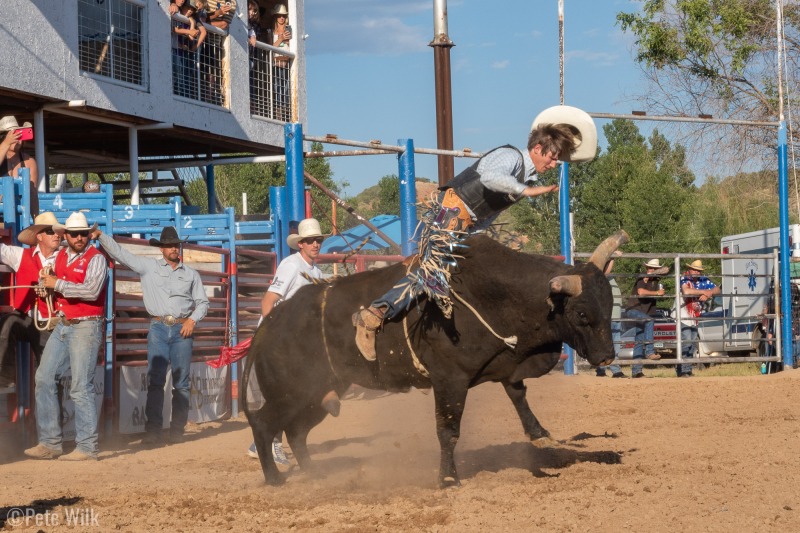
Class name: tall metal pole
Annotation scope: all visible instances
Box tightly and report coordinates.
[557,0,576,374]
[776,0,794,367]
[431,0,455,186]
[559,0,564,105]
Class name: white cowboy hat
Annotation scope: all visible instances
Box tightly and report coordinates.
[643,259,663,269]
[18,212,59,246]
[686,259,705,271]
[287,218,328,250]
[0,115,32,132]
[53,212,92,234]
[531,105,598,162]
[271,3,288,15]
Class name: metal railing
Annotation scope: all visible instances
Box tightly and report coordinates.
[171,14,229,106]
[575,251,783,369]
[249,40,295,121]
[78,0,147,87]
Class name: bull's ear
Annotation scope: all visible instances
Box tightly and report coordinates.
[550,275,582,296]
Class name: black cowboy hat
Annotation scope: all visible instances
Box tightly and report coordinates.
[149,226,187,247]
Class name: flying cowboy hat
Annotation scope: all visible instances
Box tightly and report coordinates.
[532,105,598,162]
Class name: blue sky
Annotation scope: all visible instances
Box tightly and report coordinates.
[303,0,649,196]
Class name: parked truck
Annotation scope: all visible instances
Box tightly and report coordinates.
[700,224,800,357]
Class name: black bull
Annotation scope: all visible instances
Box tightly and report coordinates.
[243,231,628,487]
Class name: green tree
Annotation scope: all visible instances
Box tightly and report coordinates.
[617,0,799,165]
[575,119,695,253]
[184,142,339,232]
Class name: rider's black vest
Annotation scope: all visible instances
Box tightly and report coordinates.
[442,145,528,221]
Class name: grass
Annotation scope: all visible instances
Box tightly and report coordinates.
[579,361,766,378]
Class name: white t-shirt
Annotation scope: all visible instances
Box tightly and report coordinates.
[268,252,323,302]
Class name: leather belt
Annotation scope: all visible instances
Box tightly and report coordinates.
[152,315,189,326]
[60,316,103,326]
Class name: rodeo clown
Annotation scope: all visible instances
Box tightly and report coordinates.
[353,106,598,361]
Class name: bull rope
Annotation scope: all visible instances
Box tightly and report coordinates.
[400,289,518,376]
[401,314,430,377]
[450,288,518,349]
[319,284,343,384]
[0,277,57,332]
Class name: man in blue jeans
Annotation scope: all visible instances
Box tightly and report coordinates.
[24,212,107,461]
[92,225,208,445]
[623,259,665,378]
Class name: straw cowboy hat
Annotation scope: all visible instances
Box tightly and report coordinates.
[18,212,59,246]
[643,258,670,276]
[287,218,328,250]
[531,105,598,162]
[149,226,187,247]
[271,3,288,15]
[0,115,32,132]
[53,212,93,233]
[686,259,705,271]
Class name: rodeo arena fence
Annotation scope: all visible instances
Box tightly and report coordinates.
[575,251,784,371]
[1,121,791,451]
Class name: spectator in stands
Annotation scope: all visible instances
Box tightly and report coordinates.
[266,3,292,120]
[171,0,199,97]
[0,115,39,216]
[623,259,665,378]
[209,1,235,30]
[0,212,61,391]
[25,212,107,461]
[181,0,207,51]
[247,218,338,465]
[679,259,720,377]
[247,0,262,46]
[596,252,626,378]
[90,225,208,445]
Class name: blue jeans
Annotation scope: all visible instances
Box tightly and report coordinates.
[679,324,697,376]
[145,321,193,435]
[34,319,102,456]
[597,322,623,375]
[624,309,655,375]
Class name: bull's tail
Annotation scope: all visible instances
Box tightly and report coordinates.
[240,338,256,421]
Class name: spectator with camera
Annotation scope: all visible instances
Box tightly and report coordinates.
[266,3,292,120]
[0,115,39,216]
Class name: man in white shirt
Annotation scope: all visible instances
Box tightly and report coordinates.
[0,212,61,390]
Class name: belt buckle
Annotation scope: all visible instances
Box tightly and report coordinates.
[163,315,177,326]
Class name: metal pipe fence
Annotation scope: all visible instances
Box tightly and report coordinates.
[575,251,786,370]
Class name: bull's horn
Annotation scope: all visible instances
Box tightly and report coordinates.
[588,230,630,270]
[550,275,582,297]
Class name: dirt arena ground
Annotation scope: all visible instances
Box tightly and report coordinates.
[2,370,800,532]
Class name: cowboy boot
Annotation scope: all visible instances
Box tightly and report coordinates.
[353,306,384,361]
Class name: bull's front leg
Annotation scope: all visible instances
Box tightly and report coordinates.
[433,383,469,488]
[501,380,553,444]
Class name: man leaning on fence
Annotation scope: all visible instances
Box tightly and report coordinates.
[92,225,209,446]
[679,260,720,378]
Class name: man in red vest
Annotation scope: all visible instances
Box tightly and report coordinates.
[24,212,108,461]
[0,212,61,390]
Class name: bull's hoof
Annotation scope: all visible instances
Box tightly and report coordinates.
[263,474,285,487]
[438,475,461,489]
[531,436,558,448]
